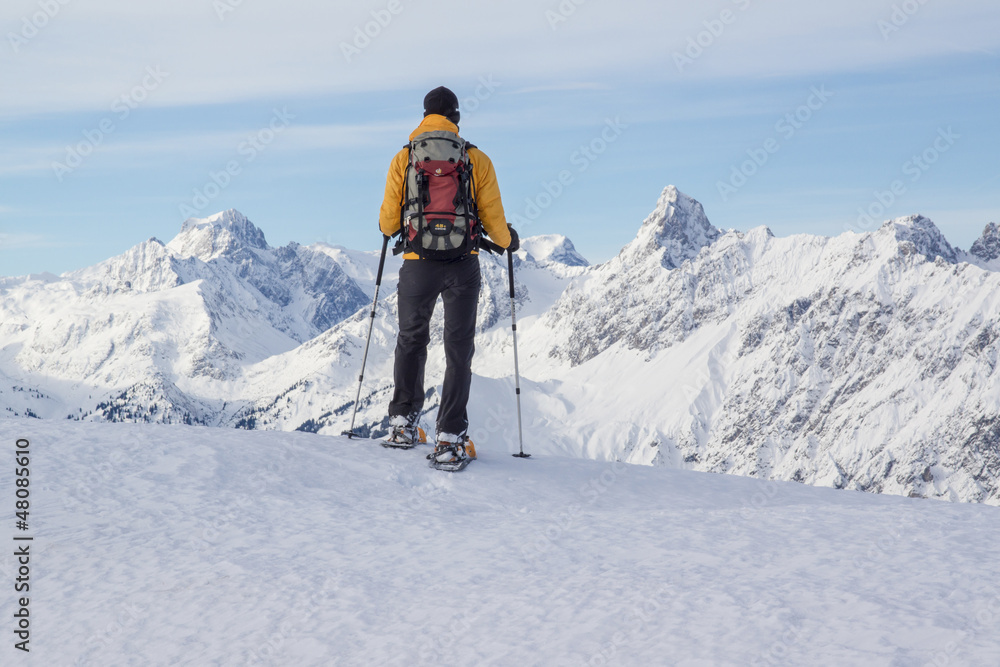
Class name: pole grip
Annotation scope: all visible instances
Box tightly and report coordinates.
[507,249,516,299]
[375,234,390,287]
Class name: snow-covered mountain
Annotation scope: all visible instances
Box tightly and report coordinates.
[0,210,369,424]
[2,190,999,504]
[532,208,1000,504]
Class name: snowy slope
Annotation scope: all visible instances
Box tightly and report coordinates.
[1,419,999,666]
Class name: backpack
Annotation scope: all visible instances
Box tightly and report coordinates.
[396,130,480,260]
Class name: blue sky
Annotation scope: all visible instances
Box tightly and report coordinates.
[1,0,998,276]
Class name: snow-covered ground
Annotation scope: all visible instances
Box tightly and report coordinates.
[2,419,999,666]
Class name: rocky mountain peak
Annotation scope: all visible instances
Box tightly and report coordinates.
[970,222,1000,263]
[881,214,957,263]
[168,209,268,261]
[627,185,722,269]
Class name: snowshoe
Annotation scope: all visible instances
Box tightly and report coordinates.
[427,434,476,472]
[381,416,426,450]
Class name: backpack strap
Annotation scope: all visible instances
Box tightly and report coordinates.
[465,142,501,254]
[392,144,411,256]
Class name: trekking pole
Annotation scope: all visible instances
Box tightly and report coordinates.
[507,249,530,458]
[342,234,391,439]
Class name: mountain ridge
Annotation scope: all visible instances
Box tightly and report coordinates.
[2,187,999,504]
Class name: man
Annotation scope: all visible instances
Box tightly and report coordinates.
[378,86,519,464]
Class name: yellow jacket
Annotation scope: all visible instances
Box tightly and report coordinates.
[379,114,511,259]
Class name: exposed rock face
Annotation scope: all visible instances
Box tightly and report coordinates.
[970,222,1000,265]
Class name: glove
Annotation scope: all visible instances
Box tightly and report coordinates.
[506,225,520,254]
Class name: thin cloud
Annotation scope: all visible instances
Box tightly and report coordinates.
[0,232,52,250]
[0,120,414,177]
[511,83,611,94]
[93,122,411,156]
[0,151,59,176]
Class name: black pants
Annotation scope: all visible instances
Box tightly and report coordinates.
[389,255,481,436]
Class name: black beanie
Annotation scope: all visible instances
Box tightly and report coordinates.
[423,86,460,125]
